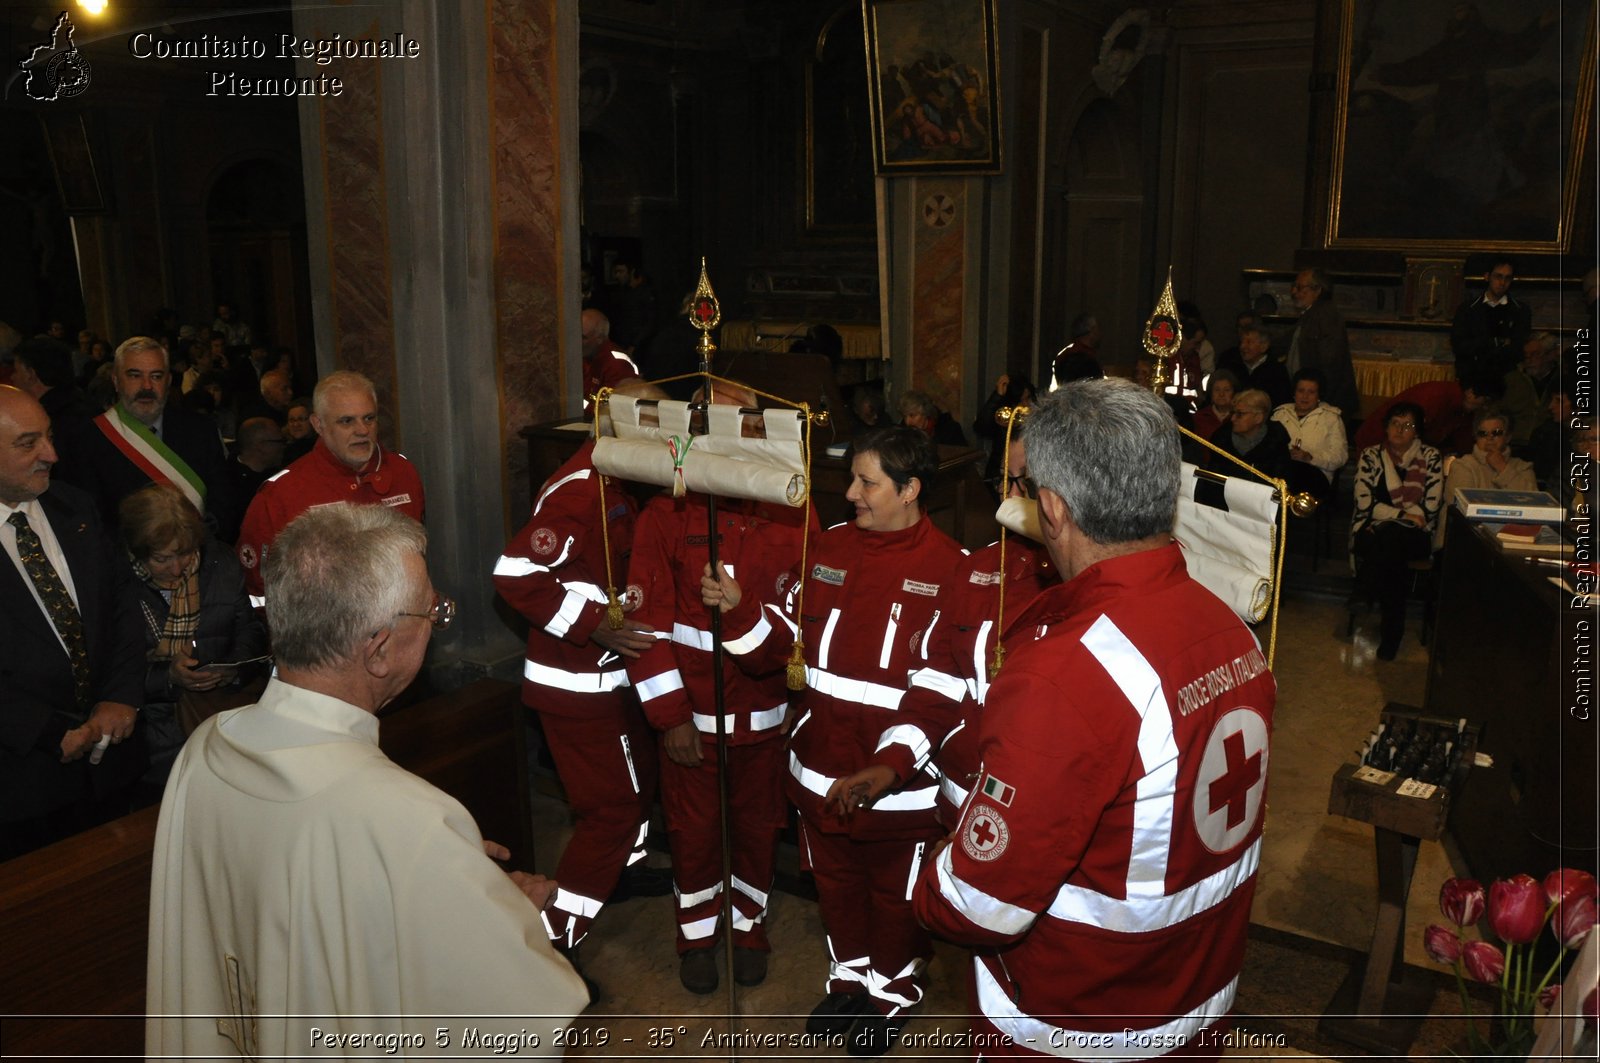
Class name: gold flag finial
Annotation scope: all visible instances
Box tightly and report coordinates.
[1141,267,1183,396]
[690,256,721,366]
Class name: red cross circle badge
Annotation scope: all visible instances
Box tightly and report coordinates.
[960,802,1010,862]
[1193,707,1270,854]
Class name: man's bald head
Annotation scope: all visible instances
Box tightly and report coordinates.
[581,309,610,358]
[0,385,58,505]
[260,370,293,411]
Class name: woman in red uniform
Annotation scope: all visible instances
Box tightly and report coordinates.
[703,425,965,1056]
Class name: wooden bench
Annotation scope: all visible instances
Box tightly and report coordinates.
[0,678,524,1058]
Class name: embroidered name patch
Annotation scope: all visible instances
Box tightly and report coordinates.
[968,570,1002,586]
[811,564,846,585]
[902,579,940,596]
[381,493,412,507]
[961,803,1010,862]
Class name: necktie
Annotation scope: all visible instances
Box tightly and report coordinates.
[8,511,92,709]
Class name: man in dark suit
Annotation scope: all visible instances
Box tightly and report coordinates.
[1451,257,1532,379]
[53,336,235,537]
[0,386,145,859]
[1286,268,1360,420]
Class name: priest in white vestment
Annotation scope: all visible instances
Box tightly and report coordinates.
[147,503,588,1058]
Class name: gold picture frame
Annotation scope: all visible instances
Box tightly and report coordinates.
[862,0,1002,176]
[1325,0,1595,252]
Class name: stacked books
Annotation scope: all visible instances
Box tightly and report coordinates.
[1482,522,1567,556]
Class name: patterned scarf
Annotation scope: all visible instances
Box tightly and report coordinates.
[1381,438,1427,513]
[133,552,201,661]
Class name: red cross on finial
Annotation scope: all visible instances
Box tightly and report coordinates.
[695,299,715,323]
[1209,730,1262,830]
[1151,320,1176,347]
[972,817,997,847]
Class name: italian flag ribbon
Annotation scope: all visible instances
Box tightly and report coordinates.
[93,405,207,512]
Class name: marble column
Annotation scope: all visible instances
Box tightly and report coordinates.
[293,0,580,681]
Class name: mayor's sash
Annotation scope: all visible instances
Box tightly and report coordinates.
[93,406,207,512]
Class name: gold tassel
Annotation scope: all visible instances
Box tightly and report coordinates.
[988,641,1005,681]
[605,587,625,630]
[786,641,807,691]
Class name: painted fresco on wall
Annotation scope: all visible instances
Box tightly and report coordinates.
[1328,0,1594,251]
[863,0,1001,175]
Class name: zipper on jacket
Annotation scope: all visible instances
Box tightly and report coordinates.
[879,602,902,670]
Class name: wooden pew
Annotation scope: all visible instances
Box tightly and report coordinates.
[0,678,524,1058]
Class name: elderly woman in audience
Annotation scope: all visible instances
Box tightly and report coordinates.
[1191,368,1240,439]
[1434,406,1536,549]
[1272,367,1349,501]
[1207,387,1292,486]
[1350,401,1443,660]
[119,483,266,792]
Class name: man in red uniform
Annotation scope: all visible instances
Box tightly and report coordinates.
[913,378,1276,1059]
[626,468,812,993]
[493,432,667,991]
[236,371,424,604]
[582,309,640,414]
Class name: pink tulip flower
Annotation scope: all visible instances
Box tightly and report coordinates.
[1440,877,1486,927]
[1462,940,1506,983]
[1424,924,1462,965]
[1489,874,1546,944]
[1543,868,1599,907]
[1539,983,1561,1011]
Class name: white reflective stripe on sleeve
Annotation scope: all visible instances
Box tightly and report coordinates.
[723,609,773,655]
[806,666,905,710]
[680,914,720,941]
[909,666,968,704]
[544,585,594,639]
[816,607,842,669]
[932,842,1036,936]
[534,468,590,514]
[676,881,721,908]
[691,702,787,735]
[789,751,936,811]
[550,886,606,919]
[1046,838,1261,934]
[1081,615,1177,898]
[939,772,970,808]
[671,622,714,651]
[249,594,266,609]
[874,723,931,769]
[493,555,539,576]
[635,669,685,703]
[972,619,994,704]
[524,658,630,692]
[973,958,1237,1059]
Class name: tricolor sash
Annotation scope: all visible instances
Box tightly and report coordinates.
[93,406,207,511]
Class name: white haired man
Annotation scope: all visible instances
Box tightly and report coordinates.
[236,370,425,604]
[147,503,587,1056]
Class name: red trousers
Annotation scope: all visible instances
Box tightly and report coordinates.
[800,820,934,1017]
[658,734,786,954]
[537,702,658,948]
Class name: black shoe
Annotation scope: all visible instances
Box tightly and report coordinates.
[848,1014,903,1057]
[608,862,675,903]
[679,947,719,994]
[733,946,768,987]
[555,944,600,1005]
[806,991,874,1036]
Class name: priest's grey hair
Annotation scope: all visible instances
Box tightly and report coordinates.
[265,503,428,669]
[1025,377,1179,544]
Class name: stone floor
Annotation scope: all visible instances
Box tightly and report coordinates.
[519,553,1506,1060]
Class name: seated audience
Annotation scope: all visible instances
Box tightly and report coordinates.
[1221,323,1291,408]
[974,372,1036,491]
[1191,368,1240,439]
[1208,387,1292,486]
[117,483,266,793]
[1434,406,1536,549]
[850,385,886,430]
[899,389,967,446]
[228,417,290,518]
[1355,368,1505,456]
[8,337,91,424]
[283,395,316,463]
[1351,401,1443,660]
[1501,331,1559,452]
[1272,368,1349,501]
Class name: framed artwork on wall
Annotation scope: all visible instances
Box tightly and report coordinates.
[1326,0,1595,251]
[862,0,1002,176]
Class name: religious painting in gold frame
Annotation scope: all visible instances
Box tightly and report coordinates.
[1326,0,1595,252]
[806,4,876,233]
[862,0,1002,176]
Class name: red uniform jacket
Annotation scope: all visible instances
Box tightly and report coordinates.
[877,538,1055,828]
[494,442,639,716]
[625,493,813,744]
[913,544,1275,1054]
[236,439,425,599]
[722,517,965,840]
[582,346,640,414]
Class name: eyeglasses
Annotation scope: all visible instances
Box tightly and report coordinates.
[393,594,456,631]
[1476,427,1507,438]
[1389,421,1417,431]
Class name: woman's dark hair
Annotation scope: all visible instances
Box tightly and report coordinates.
[1292,366,1327,391]
[848,424,938,500]
[1386,401,1426,438]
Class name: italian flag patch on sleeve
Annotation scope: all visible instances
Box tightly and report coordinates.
[981,774,1015,807]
